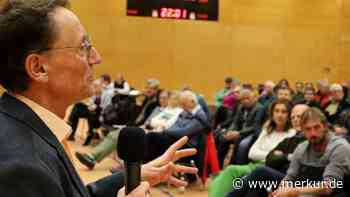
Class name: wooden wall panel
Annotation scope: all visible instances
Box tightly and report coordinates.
[173,22,233,94]
[231,26,285,84]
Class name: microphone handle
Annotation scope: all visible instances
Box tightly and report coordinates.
[125,162,141,195]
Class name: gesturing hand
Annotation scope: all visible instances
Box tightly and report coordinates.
[141,136,198,187]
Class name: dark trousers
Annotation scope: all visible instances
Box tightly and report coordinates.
[68,103,101,144]
[217,135,247,169]
[226,166,285,197]
[214,106,230,128]
[217,139,234,168]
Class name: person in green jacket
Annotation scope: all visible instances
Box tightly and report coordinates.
[209,99,295,197]
[214,76,233,107]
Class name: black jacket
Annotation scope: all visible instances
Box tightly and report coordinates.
[324,100,350,124]
[0,93,124,197]
[214,102,265,143]
[265,132,306,173]
[228,102,265,136]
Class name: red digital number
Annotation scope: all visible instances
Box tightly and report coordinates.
[175,9,181,19]
[160,8,167,18]
[182,9,187,19]
[160,8,188,19]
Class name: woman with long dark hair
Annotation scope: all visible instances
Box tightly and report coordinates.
[209,99,296,197]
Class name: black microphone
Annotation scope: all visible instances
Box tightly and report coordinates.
[117,127,146,195]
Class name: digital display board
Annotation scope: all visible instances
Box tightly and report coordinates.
[127,0,218,21]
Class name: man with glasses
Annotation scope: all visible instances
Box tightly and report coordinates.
[0,0,197,197]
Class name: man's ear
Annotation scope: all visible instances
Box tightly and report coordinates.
[191,100,196,108]
[24,54,49,83]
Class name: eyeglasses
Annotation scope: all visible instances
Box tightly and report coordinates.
[29,39,94,61]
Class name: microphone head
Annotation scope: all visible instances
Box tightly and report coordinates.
[117,127,146,162]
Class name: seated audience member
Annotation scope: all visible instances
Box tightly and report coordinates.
[269,108,350,197]
[214,88,265,168]
[305,82,315,90]
[67,79,103,144]
[315,80,331,110]
[225,104,309,197]
[223,80,240,109]
[324,83,349,124]
[122,91,146,126]
[273,79,291,94]
[333,107,350,141]
[342,80,350,104]
[99,74,114,110]
[258,80,276,108]
[214,79,240,128]
[197,93,211,121]
[99,74,131,129]
[265,104,309,172]
[209,99,296,197]
[295,87,321,108]
[143,90,169,128]
[257,83,265,95]
[68,74,117,140]
[196,92,211,121]
[276,87,292,101]
[261,86,293,123]
[135,79,161,125]
[101,90,146,130]
[75,92,146,169]
[215,76,233,108]
[144,91,183,132]
[112,73,130,101]
[292,81,304,104]
[145,90,211,163]
[76,90,209,170]
[183,85,212,121]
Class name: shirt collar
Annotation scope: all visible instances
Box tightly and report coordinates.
[191,105,201,115]
[12,94,71,142]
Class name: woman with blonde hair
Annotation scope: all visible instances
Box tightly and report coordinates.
[145,91,183,131]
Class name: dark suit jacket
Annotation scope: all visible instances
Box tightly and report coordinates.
[0,93,124,197]
[228,102,265,137]
[265,132,306,173]
[324,99,350,124]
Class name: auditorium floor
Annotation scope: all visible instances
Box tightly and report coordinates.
[69,138,208,197]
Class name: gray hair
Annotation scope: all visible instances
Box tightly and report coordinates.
[300,107,328,127]
[179,90,198,104]
[330,83,343,92]
[146,78,160,88]
[265,80,275,87]
[240,88,254,98]
[317,80,329,87]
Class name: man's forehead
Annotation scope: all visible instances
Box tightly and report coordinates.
[51,7,87,44]
[242,94,252,99]
[292,105,308,115]
[274,104,285,109]
[279,89,290,93]
[303,119,322,126]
